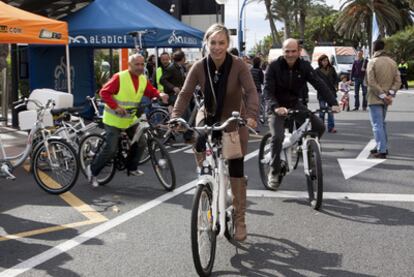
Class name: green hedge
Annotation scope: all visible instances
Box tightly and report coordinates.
[406,61,414,81]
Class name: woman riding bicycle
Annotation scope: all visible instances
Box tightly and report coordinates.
[171,23,258,241]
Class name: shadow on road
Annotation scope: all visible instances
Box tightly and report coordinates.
[212,233,373,277]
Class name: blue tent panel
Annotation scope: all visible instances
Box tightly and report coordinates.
[64,0,204,48]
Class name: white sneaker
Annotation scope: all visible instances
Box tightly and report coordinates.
[86,165,92,182]
[267,172,280,191]
[91,176,99,188]
[129,169,144,177]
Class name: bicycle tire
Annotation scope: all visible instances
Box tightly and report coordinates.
[191,184,217,277]
[32,139,79,194]
[306,139,323,210]
[148,109,170,142]
[78,133,116,186]
[258,132,276,190]
[148,137,176,191]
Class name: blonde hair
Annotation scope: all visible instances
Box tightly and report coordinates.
[204,23,230,44]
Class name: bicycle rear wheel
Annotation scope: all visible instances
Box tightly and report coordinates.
[191,184,216,277]
[32,139,79,194]
[78,133,116,186]
[148,137,176,191]
[258,132,274,189]
[306,139,323,210]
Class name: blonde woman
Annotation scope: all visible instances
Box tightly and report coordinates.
[172,24,258,241]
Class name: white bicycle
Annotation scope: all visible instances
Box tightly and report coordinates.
[258,108,329,210]
[169,112,253,276]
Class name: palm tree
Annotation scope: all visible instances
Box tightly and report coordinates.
[252,0,282,47]
[270,0,295,40]
[336,0,412,49]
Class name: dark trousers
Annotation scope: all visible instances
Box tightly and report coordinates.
[400,75,408,89]
[268,104,325,174]
[354,78,367,109]
[91,124,146,176]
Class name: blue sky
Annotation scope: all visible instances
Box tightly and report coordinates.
[224,0,342,51]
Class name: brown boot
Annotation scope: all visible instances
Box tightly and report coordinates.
[230,177,247,241]
[192,147,206,168]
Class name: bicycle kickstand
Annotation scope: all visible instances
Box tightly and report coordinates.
[1,164,16,180]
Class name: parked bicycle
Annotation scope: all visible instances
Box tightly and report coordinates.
[78,107,176,191]
[258,108,329,210]
[0,98,79,194]
[169,112,254,276]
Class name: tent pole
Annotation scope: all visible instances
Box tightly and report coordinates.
[155,47,159,68]
[65,44,72,94]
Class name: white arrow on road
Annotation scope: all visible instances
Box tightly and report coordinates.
[338,139,386,180]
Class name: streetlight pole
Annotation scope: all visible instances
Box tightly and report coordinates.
[238,0,248,54]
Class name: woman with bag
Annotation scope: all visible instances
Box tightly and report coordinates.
[171,23,258,241]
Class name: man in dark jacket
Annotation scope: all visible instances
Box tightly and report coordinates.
[263,38,340,189]
[350,49,368,110]
[160,50,186,105]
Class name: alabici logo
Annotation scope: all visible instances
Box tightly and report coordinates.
[39,29,62,40]
[0,25,7,33]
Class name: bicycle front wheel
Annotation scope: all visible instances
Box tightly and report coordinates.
[32,139,79,194]
[148,109,170,142]
[306,139,323,210]
[258,132,274,190]
[191,184,216,277]
[149,137,176,191]
[78,133,116,186]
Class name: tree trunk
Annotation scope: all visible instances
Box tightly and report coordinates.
[264,0,282,46]
[299,9,306,41]
[284,17,291,40]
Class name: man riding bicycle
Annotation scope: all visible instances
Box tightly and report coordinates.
[264,38,340,190]
[87,53,168,187]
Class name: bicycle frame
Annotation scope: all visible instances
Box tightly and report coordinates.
[0,99,56,179]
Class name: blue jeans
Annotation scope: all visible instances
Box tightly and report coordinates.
[319,100,335,131]
[368,104,388,154]
[354,78,367,109]
[91,124,146,176]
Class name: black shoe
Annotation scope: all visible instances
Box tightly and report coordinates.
[370,148,388,155]
[370,152,387,159]
[352,108,359,111]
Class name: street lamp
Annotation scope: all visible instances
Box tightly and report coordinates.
[238,0,248,54]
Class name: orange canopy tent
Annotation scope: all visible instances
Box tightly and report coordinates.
[0,1,71,93]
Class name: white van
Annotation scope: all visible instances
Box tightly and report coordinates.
[268,48,310,63]
[311,46,356,77]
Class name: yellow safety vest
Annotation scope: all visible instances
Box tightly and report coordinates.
[103,70,147,129]
[156,67,164,92]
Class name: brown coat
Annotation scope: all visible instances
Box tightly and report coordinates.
[172,55,259,155]
[366,51,401,105]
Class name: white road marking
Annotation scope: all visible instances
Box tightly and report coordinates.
[1,149,261,276]
[168,145,192,154]
[184,189,414,202]
[338,139,385,180]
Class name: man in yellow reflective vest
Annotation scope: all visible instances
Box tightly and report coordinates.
[398,59,409,90]
[87,54,168,187]
[152,52,171,92]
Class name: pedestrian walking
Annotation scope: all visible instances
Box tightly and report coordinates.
[398,59,409,90]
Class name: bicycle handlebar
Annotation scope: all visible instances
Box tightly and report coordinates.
[169,111,257,133]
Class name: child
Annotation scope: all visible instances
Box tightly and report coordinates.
[339,75,351,111]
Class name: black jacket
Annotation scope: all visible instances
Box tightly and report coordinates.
[315,66,338,99]
[160,62,186,95]
[264,56,338,112]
